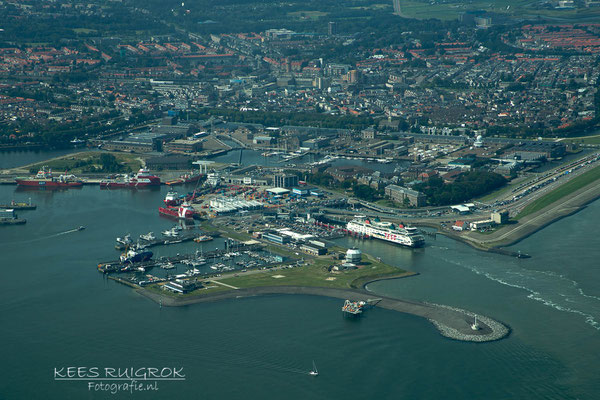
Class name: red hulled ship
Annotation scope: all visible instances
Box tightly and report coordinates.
[100,168,161,189]
[15,166,83,188]
[158,202,196,220]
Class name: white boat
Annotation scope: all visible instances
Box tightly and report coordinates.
[140,232,155,241]
[184,258,207,267]
[161,262,176,270]
[185,268,201,276]
[162,227,180,237]
[309,360,318,376]
[116,234,132,245]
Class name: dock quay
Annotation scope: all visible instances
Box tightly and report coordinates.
[0,200,36,210]
[0,218,26,225]
[342,298,382,316]
[113,233,219,250]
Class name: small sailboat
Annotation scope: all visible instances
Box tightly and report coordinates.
[309,360,318,376]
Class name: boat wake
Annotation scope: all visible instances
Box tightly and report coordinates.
[0,227,83,246]
[444,258,600,331]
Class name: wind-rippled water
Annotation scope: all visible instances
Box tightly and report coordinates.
[0,183,598,399]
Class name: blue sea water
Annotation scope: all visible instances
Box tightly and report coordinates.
[0,183,598,399]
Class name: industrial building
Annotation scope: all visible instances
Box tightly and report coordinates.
[273,174,299,188]
[164,138,203,153]
[209,198,264,214]
[262,232,290,244]
[384,185,427,207]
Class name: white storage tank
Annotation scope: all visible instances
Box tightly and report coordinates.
[345,248,362,264]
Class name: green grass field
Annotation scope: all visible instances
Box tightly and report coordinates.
[27,152,142,174]
[218,254,406,290]
[72,28,97,34]
[287,11,328,20]
[517,165,600,219]
[562,135,600,146]
[398,0,600,21]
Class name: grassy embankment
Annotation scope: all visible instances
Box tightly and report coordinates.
[563,135,600,146]
[517,165,600,219]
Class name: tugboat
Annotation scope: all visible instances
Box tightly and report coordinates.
[15,167,83,188]
[100,168,160,188]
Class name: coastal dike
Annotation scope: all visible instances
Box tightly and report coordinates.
[464,178,600,249]
[138,285,510,343]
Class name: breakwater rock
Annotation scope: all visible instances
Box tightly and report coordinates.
[426,303,510,342]
[139,285,510,343]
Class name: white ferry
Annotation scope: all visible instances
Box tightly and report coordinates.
[346,216,425,248]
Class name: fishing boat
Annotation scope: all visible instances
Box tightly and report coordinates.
[309,361,318,377]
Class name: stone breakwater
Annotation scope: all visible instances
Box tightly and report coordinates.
[426,303,510,342]
[139,285,510,343]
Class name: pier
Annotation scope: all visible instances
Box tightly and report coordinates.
[113,233,219,250]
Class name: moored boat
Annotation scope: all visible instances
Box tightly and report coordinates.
[158,201,196,220]
[139,232,155,241]
[100,168,160,189]
[163,191,182,206]
[346,215,425,247]
[15,167,83,188]
[193,235,213,243]
[120,248,153,264]
[165,170,203,186]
